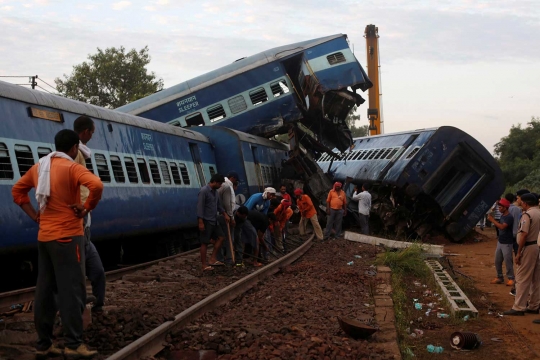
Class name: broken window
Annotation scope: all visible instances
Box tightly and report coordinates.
[207,104,226,122]
[185,112,205,127]
[228,95,247,114]
[270,80,290,97]
[327,52,346,65]
[249,88,268,106]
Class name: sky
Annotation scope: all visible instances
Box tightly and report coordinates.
[0,0,539,154]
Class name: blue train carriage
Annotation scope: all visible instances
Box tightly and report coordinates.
[317,126,504,241]
[190,126,289,205]
[117,34,372,153]
[0,80,217,263]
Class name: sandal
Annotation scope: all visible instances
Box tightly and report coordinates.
[203,266,214,271]
[209,261,225,266]
[253,262,263,267]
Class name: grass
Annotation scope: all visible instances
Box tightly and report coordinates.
[375,244,432,360]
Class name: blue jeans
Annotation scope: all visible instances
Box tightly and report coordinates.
[324,209,344,239]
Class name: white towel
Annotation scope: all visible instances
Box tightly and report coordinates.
[79,142,92,159]
[36,152,74,212]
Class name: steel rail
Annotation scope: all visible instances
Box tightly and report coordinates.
[0,247,202,311]
[107,236,313,360]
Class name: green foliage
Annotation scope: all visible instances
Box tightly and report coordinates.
[345,106,369,138]
[374,244,429,277]
[55,46,164,109]
[494,117,540,187]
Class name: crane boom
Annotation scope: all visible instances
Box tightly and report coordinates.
[364,24,382,135]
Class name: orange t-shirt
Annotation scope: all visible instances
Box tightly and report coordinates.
[274,204,293,231]
[297,195,317,219]
[12,158,104,241]
[326,189,346,210]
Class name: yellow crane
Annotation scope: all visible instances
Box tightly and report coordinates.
[364,24,383,135]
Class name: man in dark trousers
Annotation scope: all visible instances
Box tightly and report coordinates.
[12,129,103,358]
[197,174,230,271]
[73,115,106,312]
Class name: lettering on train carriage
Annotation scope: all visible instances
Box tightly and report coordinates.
[176,96,199,114]
[27,107,64,123]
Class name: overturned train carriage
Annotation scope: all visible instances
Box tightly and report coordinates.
[317,127,504,241]
[116,34,372,154]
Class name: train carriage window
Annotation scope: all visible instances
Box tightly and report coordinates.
[386,148,399,159]
[405,147,421,160]
[380,148,391,159]
[169,163,182,185]
[272,167,277,182]
[352,151,363,160]
[249,88,268,106]
[209,166,216,176]
[160,161,172,185]
[137,158,151,184]
[178,163,190,185]
[110,155,125,183]
[85,158,95,174]
[94,154,111,182]
[0,143,14,179]
[346,152,355,160]
[374,149,385,160]
[327,52,346,65]
[207,104,226,123]
[148,160,161,184]
[363,150,373,160]
[368,149,379,160]
[270,80,290,98]
[228,95,247,114]
[124,157,139,183]
[185,112,205,127]
[37,147,52,159]
[14,144,35,176]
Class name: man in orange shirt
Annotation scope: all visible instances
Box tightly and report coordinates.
[324,182,347,240]
[295,189,323,240]
[12,129,103,358]
[272,199,293,251]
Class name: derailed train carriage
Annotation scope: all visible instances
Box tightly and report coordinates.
[317,127,504,241]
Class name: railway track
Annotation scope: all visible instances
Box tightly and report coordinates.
[0,247,202,313]
[106,235,313,360]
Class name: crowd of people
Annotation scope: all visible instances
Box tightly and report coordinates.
[10,121,374,357]
[487,190,540,322]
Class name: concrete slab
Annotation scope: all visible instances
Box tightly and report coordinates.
[345,232,444,256]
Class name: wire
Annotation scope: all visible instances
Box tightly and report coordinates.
[0,75,34,78]
[35,84,52,94]
[37,78,56,91]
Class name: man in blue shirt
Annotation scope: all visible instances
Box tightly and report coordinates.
[197,174,230,271]
[488,199,515,286]
[244,187,276,214]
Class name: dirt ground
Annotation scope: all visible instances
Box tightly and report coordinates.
[400,226,540,359]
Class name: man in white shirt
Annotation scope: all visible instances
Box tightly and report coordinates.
[352,184,371,235]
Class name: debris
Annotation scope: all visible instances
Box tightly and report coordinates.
[450,331,482,350]
[437,313,450,319]
[337,316,378,339]
[405,348,415,357]
[491,338,503,342]
[426,345,444,353]
[425,309,431,316]
[462,315,470,321]
[347,261,354,266]
[354,255,362,259]
[414,303,423,310]
[414,281,421,287]
[414,329,424,337]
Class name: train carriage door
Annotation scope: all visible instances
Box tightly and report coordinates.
[189,143,206,186]
[251,146,264,192]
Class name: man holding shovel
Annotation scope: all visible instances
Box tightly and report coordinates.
[217,171,240,265]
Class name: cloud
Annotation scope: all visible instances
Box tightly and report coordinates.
[1,5,13,10]
[143,5,155,11]
[112,1,131,10]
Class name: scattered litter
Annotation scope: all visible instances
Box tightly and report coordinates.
[414,329,424,337]
[410,332,417,338]
[424,290,432,296]
[413,298,418,302]
[481,296,487,301]
[425,309,431,316]
[437,313,450,319]
[347,261,354,266]
[364,303,371,307]
[405,327,411,334]
[414,281,421,287]
[354,255,362,259]
[426,344,444,353]
[417,317,423,322]
[405,348,415,357]
[462,315,470,321]
[414,303,423,310]
[426,303,434,308]
[491,338,503,342]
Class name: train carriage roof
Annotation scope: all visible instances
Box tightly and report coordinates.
[193,126,289,151]
[0,80,210,143]
[116,34,346,115]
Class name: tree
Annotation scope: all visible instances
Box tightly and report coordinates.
[345,106,369,138]
[494,117,540,187]
[55,46,164,109]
